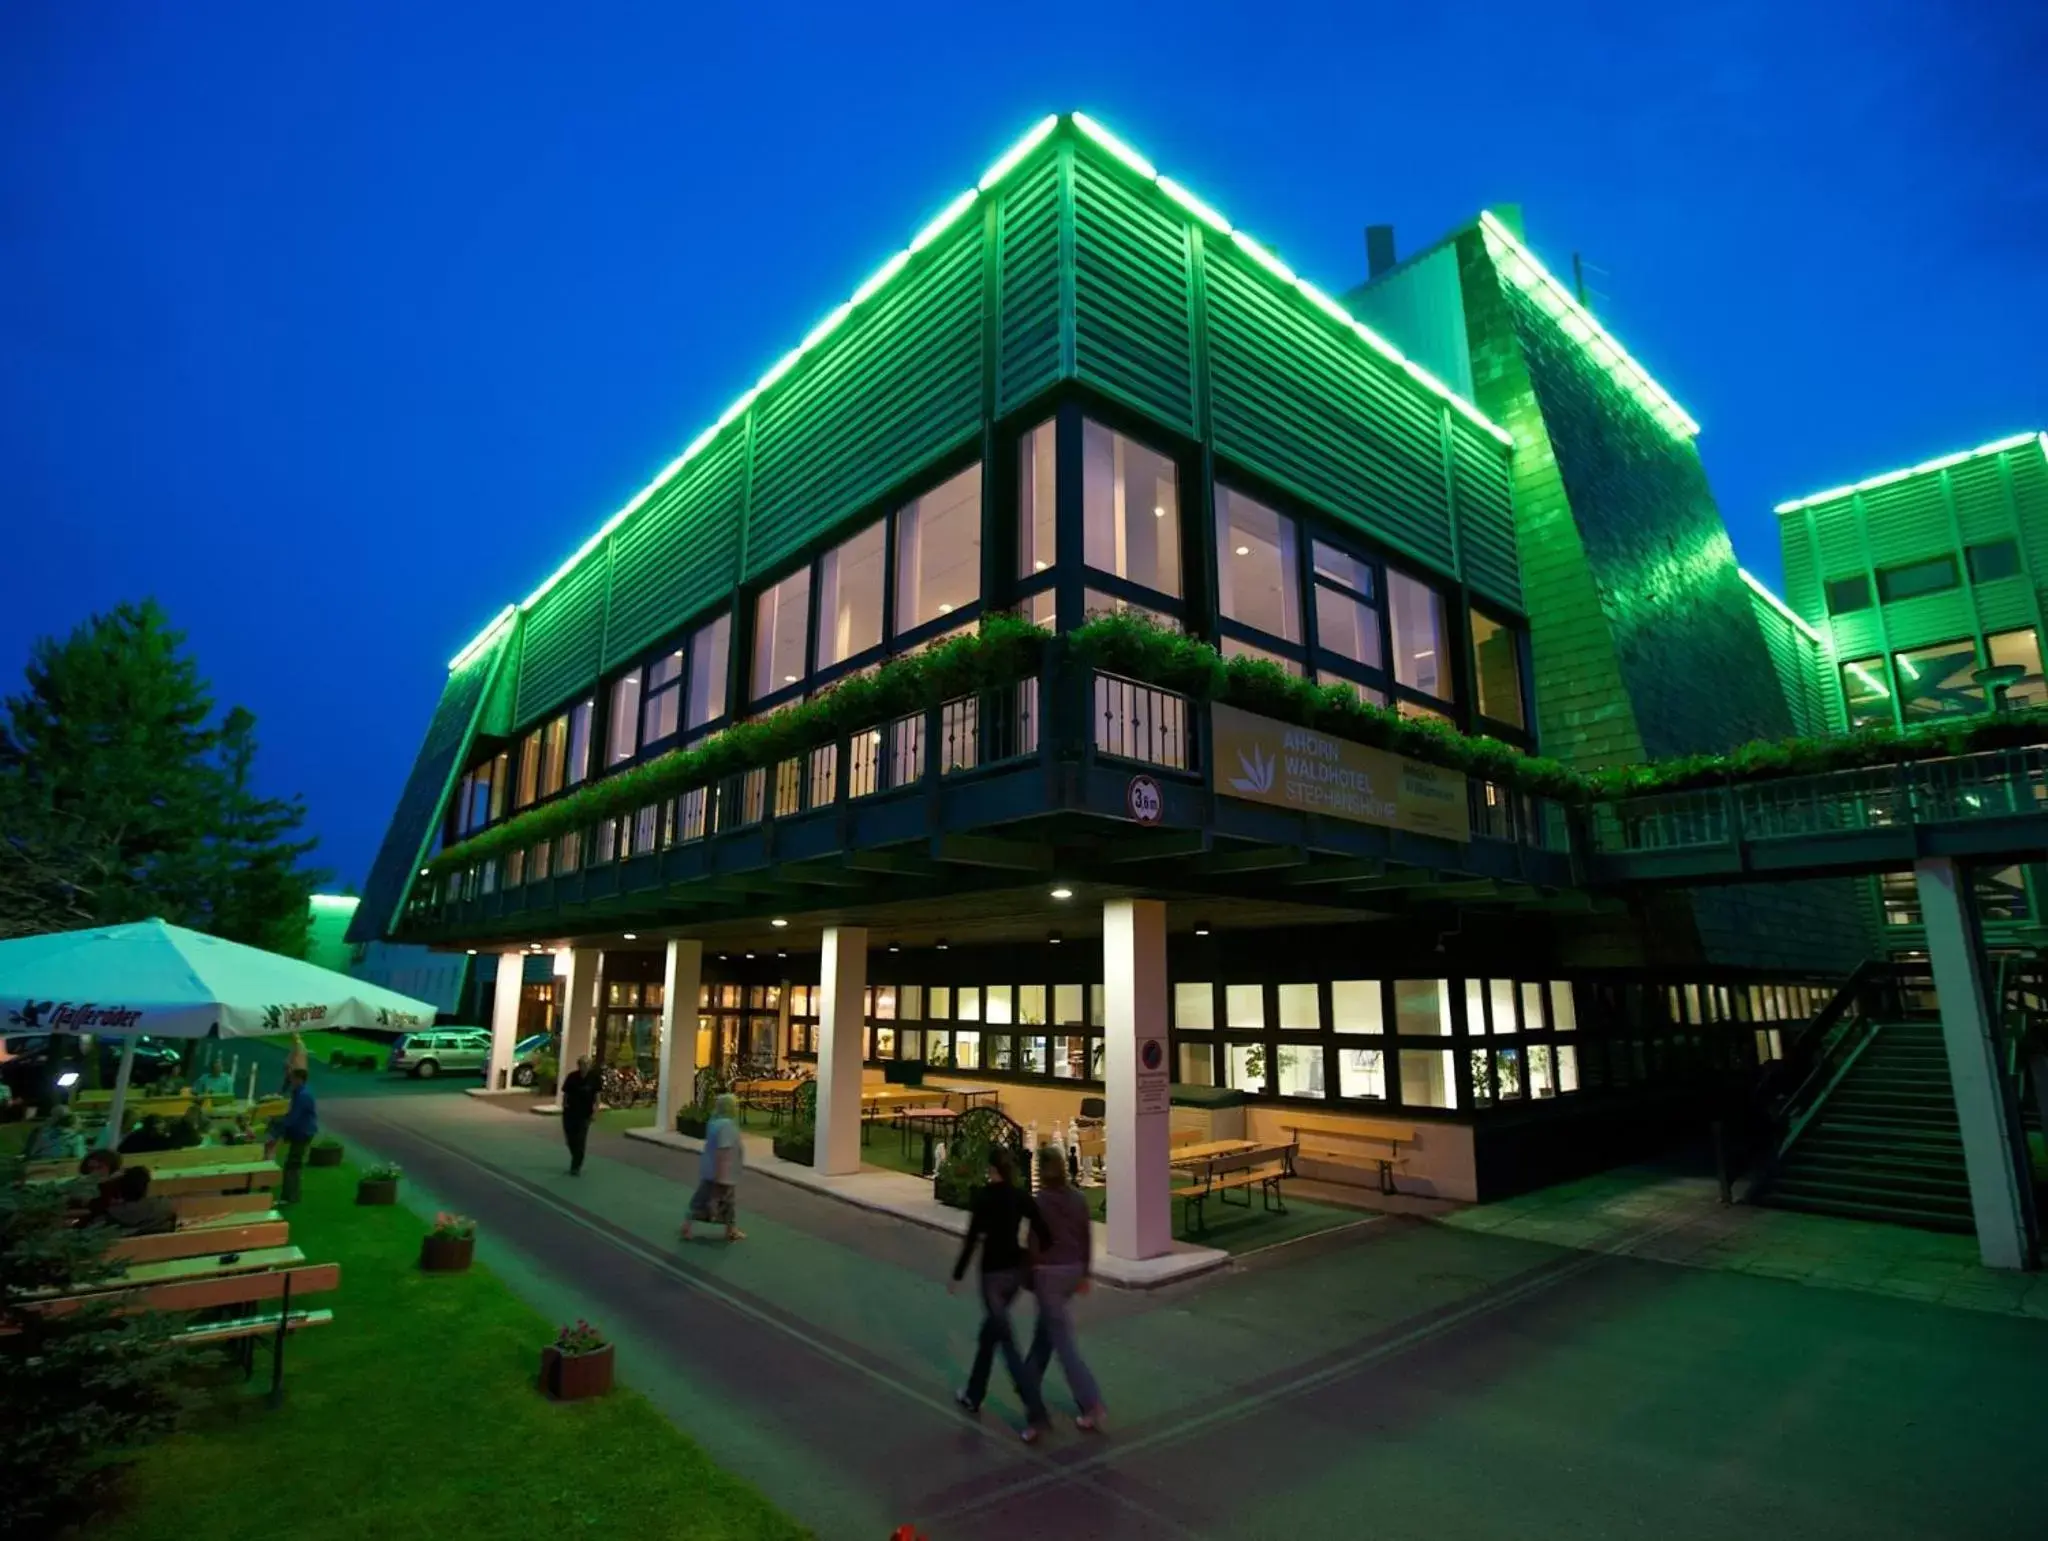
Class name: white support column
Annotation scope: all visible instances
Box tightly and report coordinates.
[486,951,525,1092]
[559,948,602,1081]
[1104,898,1171,1262]
[100,1036,140,1150]
[1915,858,2032,1270]
[656,939,705,1132]
[813,925,869,1176]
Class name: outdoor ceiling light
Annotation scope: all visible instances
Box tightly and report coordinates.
[771,917,789,928]
[57,1071,79,1089]
[745,952,756,959]
[1048,931,1063,945]
[1194,922,1211,936]
[889,944,901,953]
[777,950,788,958]
[466,948,477,956]
[936,939,950,950]
[1050,887,1074,900]
[622,932,637,940]
[1234,545,1250,556]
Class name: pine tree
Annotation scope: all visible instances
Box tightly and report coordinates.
[0,600,326,949]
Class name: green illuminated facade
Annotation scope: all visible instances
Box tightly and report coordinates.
[346,114,2039,1202]
[1773,432,2048,949]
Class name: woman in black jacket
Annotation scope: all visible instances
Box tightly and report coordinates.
[950,1147,1051,1439]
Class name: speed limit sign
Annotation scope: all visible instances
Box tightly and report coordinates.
[1126,774,1163,824]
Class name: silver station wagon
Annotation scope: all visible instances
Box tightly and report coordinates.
[387,1028,492,1079]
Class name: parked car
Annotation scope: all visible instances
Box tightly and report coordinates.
[0,1033,185,1105]
[510,1034,552,1087]
[387,1028,492,1079]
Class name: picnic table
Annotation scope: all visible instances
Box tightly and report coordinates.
[26,1244,307,1300]
[732,1077,804,1125]
[145,1161,280,1197]
[1168,1137,1258,1166]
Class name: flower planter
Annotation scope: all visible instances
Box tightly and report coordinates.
[356,1177,400,1206]
[540,1343,614,1401]
[419,1234,474,1273]
[675,1115,708,1139]
[309,1144,344,1168]
[771,1133,814,1166]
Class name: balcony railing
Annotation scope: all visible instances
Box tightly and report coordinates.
[1589,746,2048,856]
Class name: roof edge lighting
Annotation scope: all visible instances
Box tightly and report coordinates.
[1476,210,1700,440]
[1737,567,1824,647]
[1772,430,2046,515]
[447,112,1513,670]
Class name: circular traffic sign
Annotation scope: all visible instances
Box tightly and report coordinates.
[1126,774,1163,824]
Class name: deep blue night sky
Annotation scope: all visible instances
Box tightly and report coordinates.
[4,3,2044,887]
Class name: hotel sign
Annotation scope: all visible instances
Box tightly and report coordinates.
[1210,704,1471,843]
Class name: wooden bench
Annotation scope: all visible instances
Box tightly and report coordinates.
[167,1190,275,1223]
[22,1142,267,1184]
[147,1162,280,1197]
[1170,1141,1297,1233]
[106,1216,290,1265]
[1281,1115,1416,1195]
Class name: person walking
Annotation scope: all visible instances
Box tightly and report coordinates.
[679,1092,745,1242]
[950,1146,1051,1441]
[1023,1146,1106,1431]
[559,1054,601,1175]
[276,1068,318,1204]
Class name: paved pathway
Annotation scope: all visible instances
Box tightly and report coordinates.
[314,1089,2048,1541]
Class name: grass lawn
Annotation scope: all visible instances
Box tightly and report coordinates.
[858,1127,1363,1255]
[264,1028,394,1068]
[86,1157,807,1541]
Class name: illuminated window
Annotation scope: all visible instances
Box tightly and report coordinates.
[1388,570,1452,701]
[1338,1046,1385,1100]
[1471,610,1525,730]
[896,464,981,634]
[1966,540,2021,583]
[685,613,731,733]
[1331,981,1383,1033]
[1399,1048,1456,1109]
[566,701,592,786]
[1825,575,1872,614]
[1894,639,1982,720]
[1987,628,2046,708]
[1277,983,1318,1032]
[539,714,568,798]
[1018,419,1057,579]
[516,730,541,808]
[1215,486,1301,643]
[1840,656,1892,731]
[608,671,641,765]
[1173,982,1214,1030]
[1176,1042,1215,1085]
[1082,419,1180,597]
[751,568,811,702]
[815,520,886,672]
[1394,979,1452,1036]
[1876,555,1959,603]
[641,651,684,746]
[1275,1044,1325,1098]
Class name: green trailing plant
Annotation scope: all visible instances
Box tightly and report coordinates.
[419,609,2048,884]
[427,614,1051,872]
[0,1179,197,1532]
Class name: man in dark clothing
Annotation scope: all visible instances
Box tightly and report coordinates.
[560,1055,601,1175]
[119,1114,175,1154]
[98,1164,175,1235]
[276,1069,318,1204]
[951,1147,1051,1439]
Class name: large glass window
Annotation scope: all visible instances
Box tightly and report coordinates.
[1277,983,1319,1032]
[1019,419,1057,578]
[815,520,886,671]
[1967,539,2021,583]
[1388,570,1452,701]
[1399,1048,1456,1109]
[1338,1046,1385,1100]
[1215,487,1301,644]
[1331,981,1383,1033]
[641,651,684,746]
[1471,610,1525,730]
[752,568,811,701]
[1393,979,1452,1036]
[1177,1042,1215,1085]
[1876,555,1960,603]
[566,701,592,786]
[539,714,568,798]
[1825,575,1872,614]
[1841,656,1892,731]
[686,614,731,733]
[1082,419,1180,597]
[896,465,981,634]
[1173,983,1214,1030]
[608,671,641,765]
[1275,1044,1325,1098]
[1894,639,1982,720]
[1987,627,2046,708]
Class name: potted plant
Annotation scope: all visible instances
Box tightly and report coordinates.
[539,1318,613,1400]
[356,1161,402,1205]
[530,1050,559,1098]
[308,1136,344,1168]
[771,1126,815,1166]
[419,1211,476,1273]
[675,1101,710,1139]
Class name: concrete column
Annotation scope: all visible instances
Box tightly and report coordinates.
[814,926,869,1176]
[1914,858,2032,1270]
[486,952,525,1092]
[656,939,705,1131]
[1104,898,1171,1262]
[559,948,602,1080]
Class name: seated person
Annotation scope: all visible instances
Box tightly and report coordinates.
[98,1164,175,1235]
[118,1114,176,1154]
[26,1107,87,1161]
[191,1057,236,1099]
[168,1107,209,1149]
[66,1147,124,1216]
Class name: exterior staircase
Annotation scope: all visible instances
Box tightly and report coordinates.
[1766,1021,1974,1232]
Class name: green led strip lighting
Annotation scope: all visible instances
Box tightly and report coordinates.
[446,112,1510,669]
[1773,430,2047,515]
[1477,210,1700,441]
[1737,567,1824,646]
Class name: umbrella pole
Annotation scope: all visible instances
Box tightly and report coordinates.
[101,1037,139,1150]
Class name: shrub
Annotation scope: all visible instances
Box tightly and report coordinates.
[0,1181,196,1532]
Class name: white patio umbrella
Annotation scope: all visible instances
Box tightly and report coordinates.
[0,917,438,1141]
